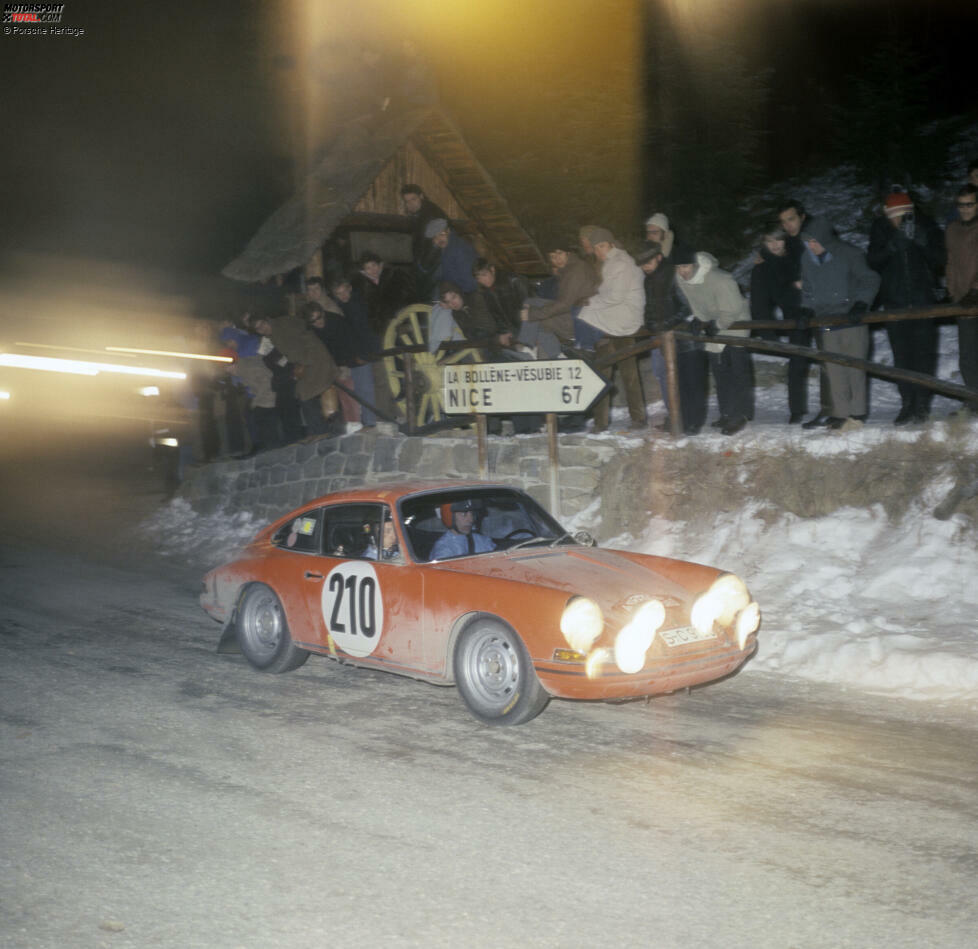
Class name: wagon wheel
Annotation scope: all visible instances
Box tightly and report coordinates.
[383,303,481,428]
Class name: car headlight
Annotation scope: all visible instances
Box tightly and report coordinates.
[691,574,751,636]
[735,601,761,650]
[612,599,666,674]
[560,597,604,654]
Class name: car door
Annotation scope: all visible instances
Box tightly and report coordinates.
[304,503,427,673]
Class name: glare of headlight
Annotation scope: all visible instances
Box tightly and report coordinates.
[691,574,750,636]
[0,354,186,380]
[156,437,179,448]
[585,647,613,679]
[0,354,98,376]
[139,386,160,397]
[711,574,750,626]
[735,602,760,650]
[106,346,233,363]
[560,597,604,654]
[614,623,654,674]
[0,390,10,400]
[631,598,666,632]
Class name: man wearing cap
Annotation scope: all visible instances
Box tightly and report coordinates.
[430,499,496,560]
[645,213,675,260]
[867,191,945,424]
[799,217,881,430]
[425,218,478,296]
[576,227,647,431]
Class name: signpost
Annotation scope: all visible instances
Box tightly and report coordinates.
[443,360,608,514]
[442,360,606,416]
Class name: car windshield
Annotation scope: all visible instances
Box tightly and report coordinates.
[398,488,573,563]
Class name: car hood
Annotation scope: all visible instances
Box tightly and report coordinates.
[429,546,711,613]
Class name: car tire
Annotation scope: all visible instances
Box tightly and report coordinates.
[453,618,550,726]
[236,583,309,674]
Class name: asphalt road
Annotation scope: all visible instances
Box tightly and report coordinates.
[2,535,977,949]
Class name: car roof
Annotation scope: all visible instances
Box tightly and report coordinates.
[260,480,519,535]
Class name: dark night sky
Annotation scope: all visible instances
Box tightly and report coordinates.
[1,0,975,286]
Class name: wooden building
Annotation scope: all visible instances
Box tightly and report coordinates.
[222,107,547,284]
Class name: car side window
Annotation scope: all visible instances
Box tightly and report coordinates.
[323,503,386,560]
[272,509,323,554]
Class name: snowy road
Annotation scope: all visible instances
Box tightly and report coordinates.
[2,541,976,949]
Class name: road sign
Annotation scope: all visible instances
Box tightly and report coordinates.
[442,360,606,415]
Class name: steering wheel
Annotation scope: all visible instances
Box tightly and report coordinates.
[501,528,536,541]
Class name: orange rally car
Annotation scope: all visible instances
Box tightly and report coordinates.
[201,481,760,725]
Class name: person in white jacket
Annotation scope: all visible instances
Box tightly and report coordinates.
[577,227,647,431]
[675,247,754,436]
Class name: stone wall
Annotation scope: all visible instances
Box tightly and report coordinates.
[177,429,624,535]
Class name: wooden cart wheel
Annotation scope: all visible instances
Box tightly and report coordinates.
[382,303,481,427]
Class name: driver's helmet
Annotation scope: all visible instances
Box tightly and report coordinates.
[440,498,478,528]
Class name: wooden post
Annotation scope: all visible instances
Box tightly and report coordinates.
[403,354,416,435]
[662,331,682,437]
[477,415,488,478]
[547,412,559,516]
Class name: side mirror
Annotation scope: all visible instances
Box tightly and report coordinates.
[573,530,597,548]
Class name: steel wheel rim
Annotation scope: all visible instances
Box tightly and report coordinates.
[242,590,283,658]
[464,627,520,708]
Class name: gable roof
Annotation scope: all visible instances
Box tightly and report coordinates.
[222,107,546,282]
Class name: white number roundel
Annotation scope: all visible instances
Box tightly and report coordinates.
[321,561,384,658]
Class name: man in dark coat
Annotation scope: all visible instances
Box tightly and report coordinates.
[401,184,446,263]
[751,222,807,423]
[946,183,978,411]
[636,241,707,435]
[469,258,526,337]
[778,199,828,426]
[426,218,478,295]
[867,191,946,424]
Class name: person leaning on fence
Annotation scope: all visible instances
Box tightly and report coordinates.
[249,313,341,438]
[575,227,648,432]
[867,191,945,425]
[798,217,881,431]
[779,199,829,428]
[674,247,754,436]
[636,241,706,435]
[520,240,599,359]
[427,281,470,355]
[946,183,978,412]
[426,218,478,295]
[750,222,808,423]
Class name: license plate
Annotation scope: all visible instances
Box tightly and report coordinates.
[660,625,717,647]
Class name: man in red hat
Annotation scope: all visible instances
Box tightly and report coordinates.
[867,190,945,424]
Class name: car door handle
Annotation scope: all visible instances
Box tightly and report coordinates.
[304,571,324,580]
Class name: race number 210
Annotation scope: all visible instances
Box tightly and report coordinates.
[321,562,384,657]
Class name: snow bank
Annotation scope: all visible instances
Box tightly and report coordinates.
[628,495,978,703]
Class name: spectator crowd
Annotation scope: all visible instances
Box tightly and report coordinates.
[190,161,978,461]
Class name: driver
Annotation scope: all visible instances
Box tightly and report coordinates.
[430,499,496,560]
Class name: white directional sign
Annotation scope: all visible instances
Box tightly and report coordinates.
[442,360,607,415]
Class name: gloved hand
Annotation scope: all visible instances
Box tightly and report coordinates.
[687,317,705,337]
[848,300,869,325]
[702,320,719,337]
[796,308,815,331]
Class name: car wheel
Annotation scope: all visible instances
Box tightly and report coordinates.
[453,618,550,726]
[236,583,309,673]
